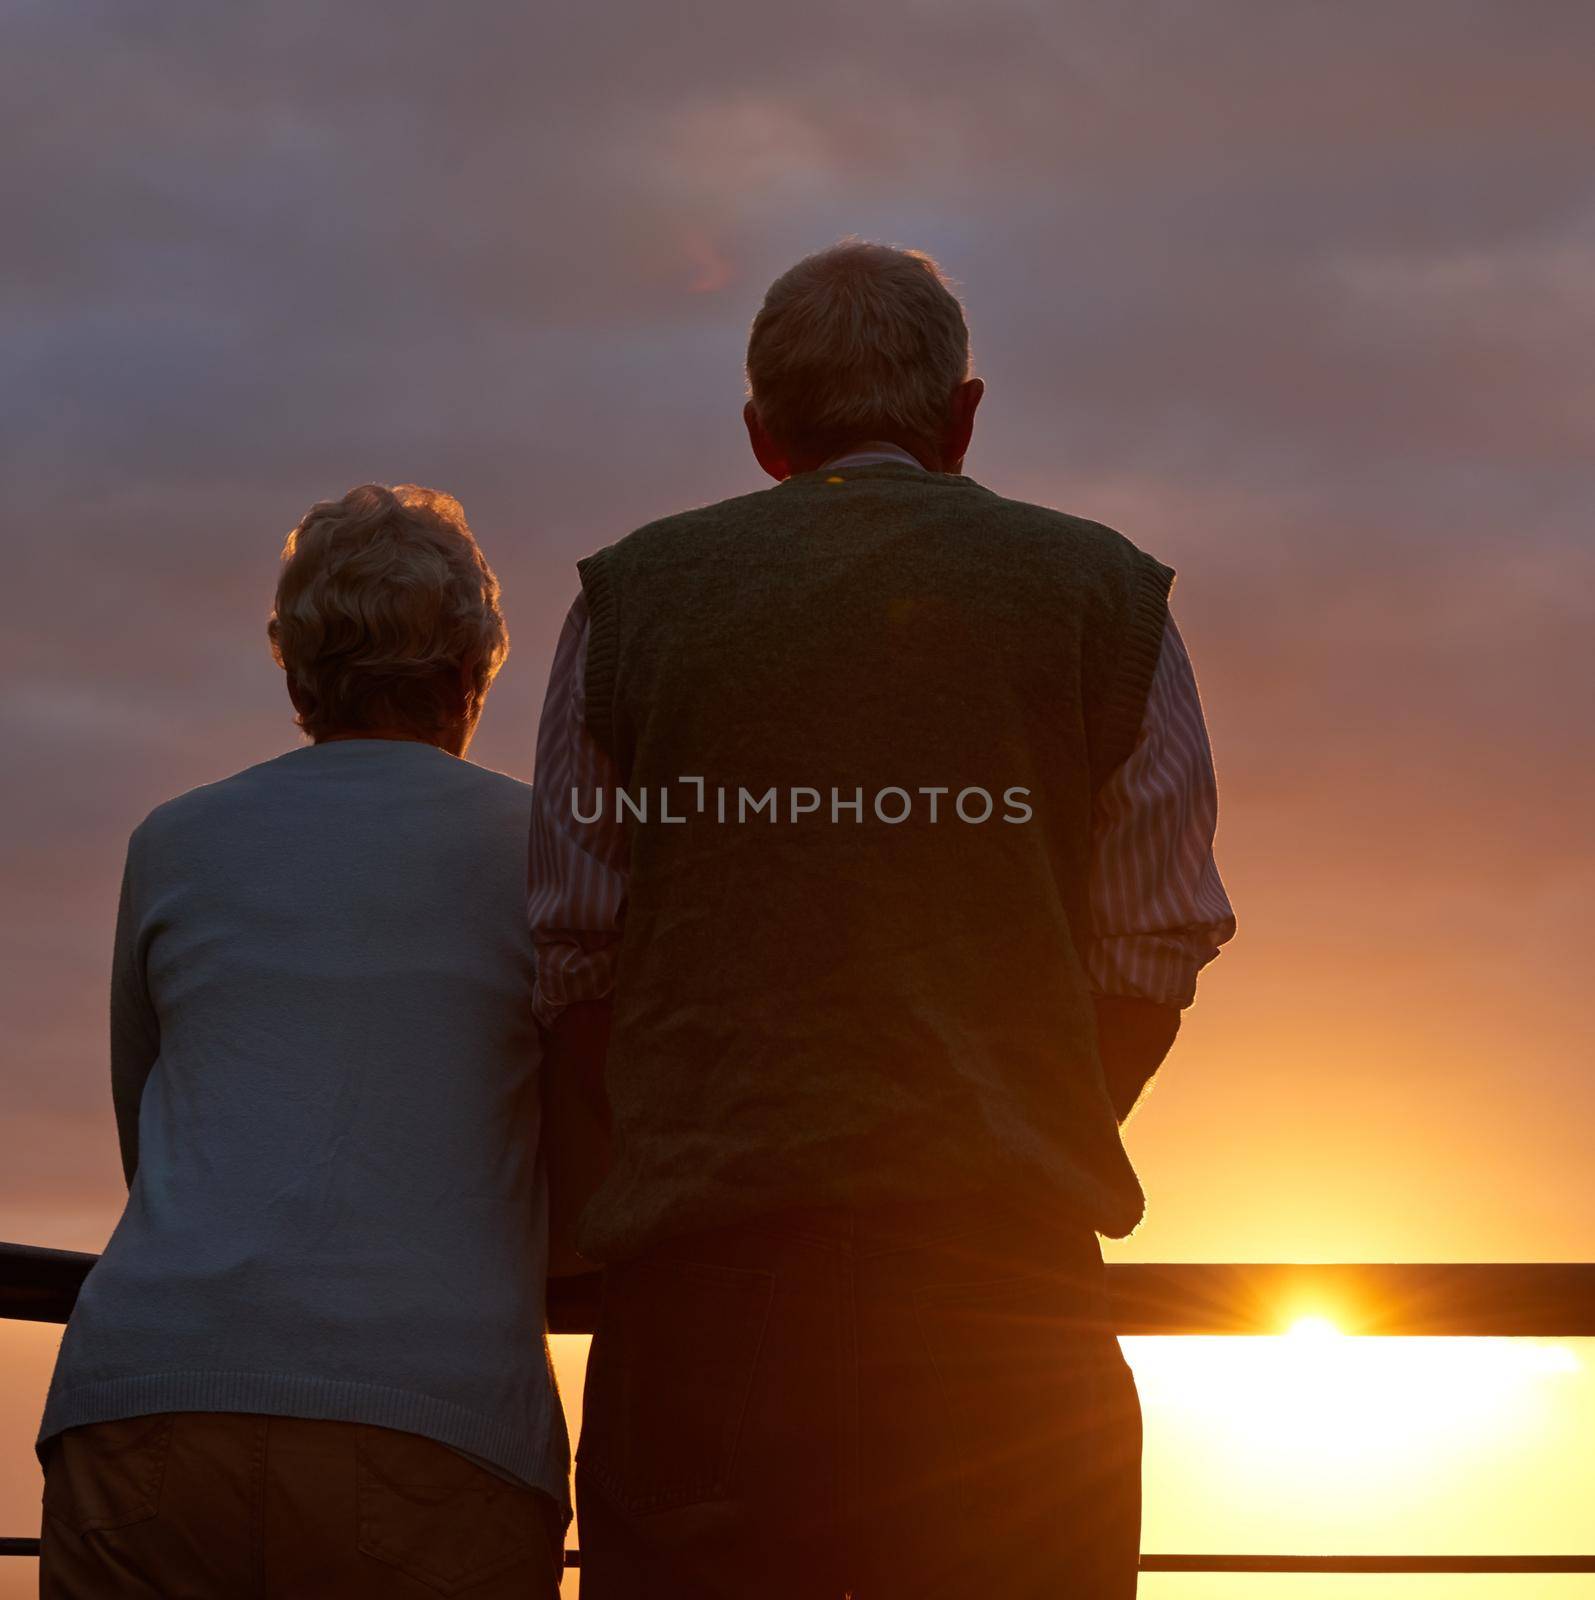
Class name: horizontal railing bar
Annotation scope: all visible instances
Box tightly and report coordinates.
[1106,1262,1595,1337]
[2,1537,1592,1571]
[1140,1554,1595,1572]
[6,1243,1595,1335]
[0,1244,94,1327]
[6,1242,1592,1574]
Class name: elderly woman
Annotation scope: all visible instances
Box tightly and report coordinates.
[36,485,567,1598]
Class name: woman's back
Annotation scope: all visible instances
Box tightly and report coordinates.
[42,738,562,1493]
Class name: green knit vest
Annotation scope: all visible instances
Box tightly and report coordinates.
[575,462,1172,1260]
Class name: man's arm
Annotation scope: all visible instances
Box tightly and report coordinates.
[1087,614,1235,1122]
[530,592,630,1271]
[110,835,159,1186]
[528,592,628,1027]
[541,998,613,1277]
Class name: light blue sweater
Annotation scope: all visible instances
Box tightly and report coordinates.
[38,739,567,1504]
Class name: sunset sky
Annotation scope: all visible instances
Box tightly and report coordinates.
[2,2,1592,1593]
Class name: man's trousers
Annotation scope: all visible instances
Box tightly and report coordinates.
[576,1195,1141,1599]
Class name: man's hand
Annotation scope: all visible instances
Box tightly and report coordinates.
[1094,996,1180,1124]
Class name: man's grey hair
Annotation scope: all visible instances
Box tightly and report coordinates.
[745,240,972,462]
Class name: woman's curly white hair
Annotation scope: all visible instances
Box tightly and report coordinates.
[268,483,508,740]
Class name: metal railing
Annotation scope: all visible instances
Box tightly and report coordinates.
[4,1242,1593,1575]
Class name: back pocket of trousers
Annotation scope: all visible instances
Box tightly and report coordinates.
[356,1426,545,1596]
[43,1414,174,1536]
[579,1258,774,1515]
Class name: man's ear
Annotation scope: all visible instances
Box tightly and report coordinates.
[941,377,985,473]
[744,400,791,482]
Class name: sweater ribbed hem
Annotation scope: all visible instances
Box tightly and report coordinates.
[576,549,620,762]
[37,1368,569,1511]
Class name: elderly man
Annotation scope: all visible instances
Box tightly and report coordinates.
[531,242,1234,1598]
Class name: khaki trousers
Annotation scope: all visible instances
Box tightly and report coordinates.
[41,1412,564,1599]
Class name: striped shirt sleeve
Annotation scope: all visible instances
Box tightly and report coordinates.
[1086,614,1236,1006]
[527,591,628,1027]
[528,596,1235,1022]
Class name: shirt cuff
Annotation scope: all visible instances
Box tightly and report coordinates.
[532,940,621,1029]
[1086,927,1233,1009]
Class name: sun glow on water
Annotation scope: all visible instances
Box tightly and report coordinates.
[1122,1315,1581,1499]
[1286,1313,1342,1345]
